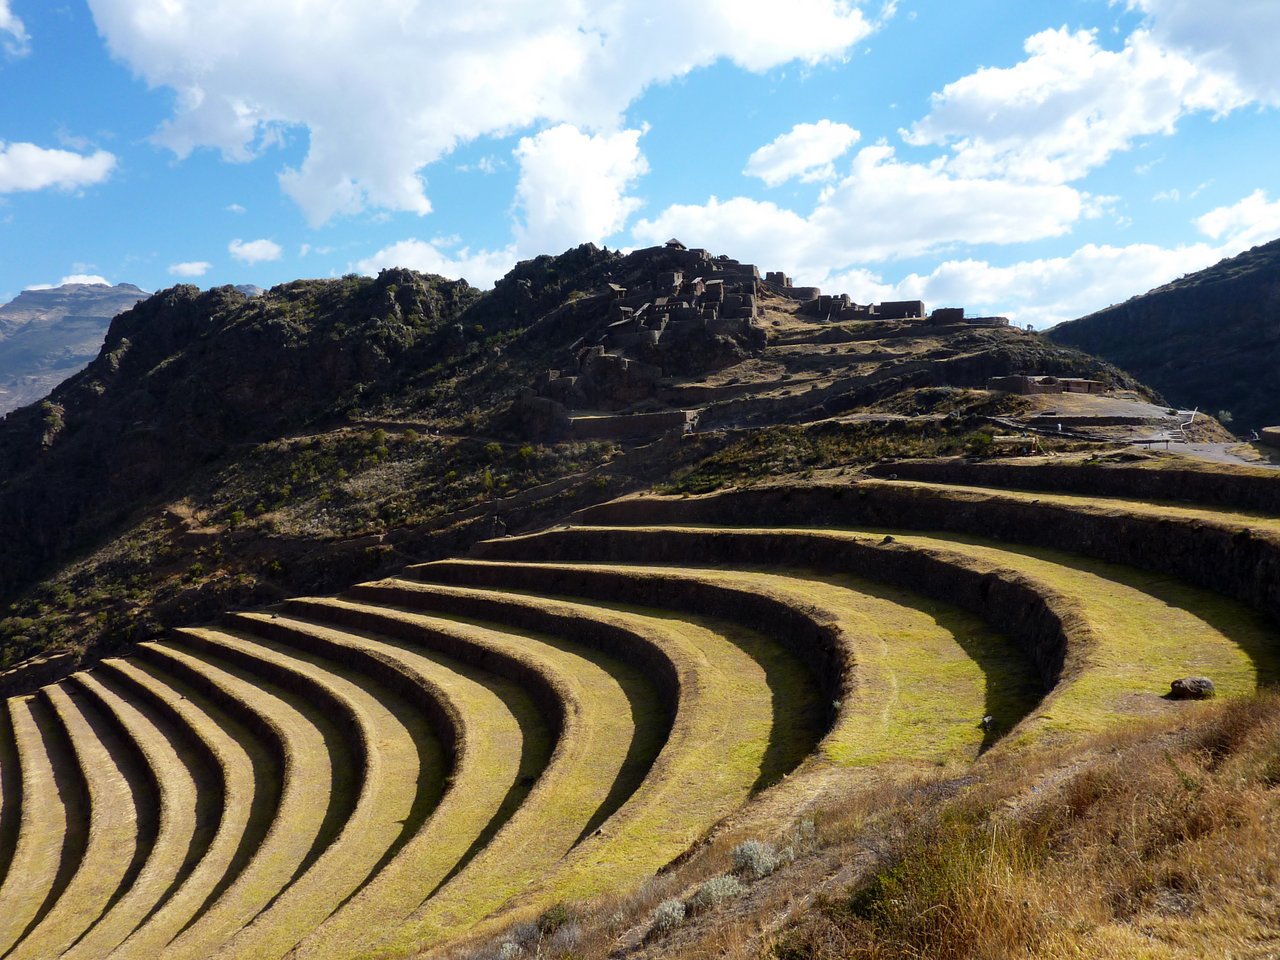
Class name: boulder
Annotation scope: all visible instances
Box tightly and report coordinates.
[1169,676,1215,700]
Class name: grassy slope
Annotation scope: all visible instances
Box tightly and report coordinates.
[0,697,68,954]
[355,580,794,930]
[9,682,138,960]
[187,628,425,960]
[287,600,647,957]
[61,670,195,960]
[144,640,333,960]
[876,532,1279,742]
[237,613,528,960]
[95,656,258,958]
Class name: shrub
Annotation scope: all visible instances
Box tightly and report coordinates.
[485,441,504,461]
[732,839,780,880]
[688,874,746,913]
[536,903,575,936]
[650,898,686,934]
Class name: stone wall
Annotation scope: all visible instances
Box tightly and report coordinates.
[865,459,1280,514]
[488,523,1079,693]
[577,482,1280,630]
[568,409,696,441]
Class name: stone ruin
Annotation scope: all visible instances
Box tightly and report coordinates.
[792,296,1009,328]
[521,244,770,434]
[987,375,1107,396]
[516,241,1016,438]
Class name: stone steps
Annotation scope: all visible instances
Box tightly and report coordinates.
[0,695,80,956]
[7,682,141,960]
[59,670,198,960]
[0,466,1276,957]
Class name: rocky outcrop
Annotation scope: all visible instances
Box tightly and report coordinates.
[0,272,479,600]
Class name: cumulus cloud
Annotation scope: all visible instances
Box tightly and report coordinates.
[744,120,861,186]
[798,189,1280,330]
[635,144,1087,274]
[905,27,1245,184]
[841,242,1222,329]
[355,238,516,289]
[1193,189,1280,249]
[513,124,649,256]
[0,0,27,57]
[169,260,212,277]
[0,142,116,193]
[85,0,880,224]
[1131,0,1280,106]
[228,238,282,264]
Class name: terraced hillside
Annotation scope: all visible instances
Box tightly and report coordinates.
[1,459,1278,960]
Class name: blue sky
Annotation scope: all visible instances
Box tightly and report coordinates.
[1,0,1278,327]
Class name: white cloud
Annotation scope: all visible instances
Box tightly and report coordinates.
[0,0,28,57]
[513,124,649,256]
[168,260,212,277]
[744,120,861,186]
[814,188,1280,329]
[226,202,246,214]
[634,144,1087,274]
[85,0,881,224]
[228,238,282,264]
[1194,189,1280,249]
[0,142,116,193]
[26,273,114,291]
[905,27,1245,184]
[355,238,516,289]
[1131,0,1280,105]
[843,242,1221,329]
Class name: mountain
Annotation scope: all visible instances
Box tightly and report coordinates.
[0,243,1142,660]
[0,282,149,414]
[1046,238,1280,431]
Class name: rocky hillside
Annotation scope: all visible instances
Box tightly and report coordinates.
[0,242,1143,668]
[0,282,149,414]
[1047,237,1280,430]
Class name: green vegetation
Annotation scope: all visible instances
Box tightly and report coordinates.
[3,245,1280,960]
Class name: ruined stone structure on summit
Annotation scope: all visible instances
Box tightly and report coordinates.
[987,375,1108,396]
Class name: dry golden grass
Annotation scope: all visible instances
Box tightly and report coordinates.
[773,691,1280,960]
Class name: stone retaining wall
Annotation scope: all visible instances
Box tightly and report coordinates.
[578,484,1280,630]
[867,458,1280,514]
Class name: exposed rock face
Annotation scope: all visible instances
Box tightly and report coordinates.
[0,272,479,600]
[0,242,1158,617]
[1169,677,1216,700]
[1047,237,1280,431]
[0,282,149,414]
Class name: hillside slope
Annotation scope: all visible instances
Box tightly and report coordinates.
[0,243,1144,669]
[0,282,149,414]
[1047,238,1280,430]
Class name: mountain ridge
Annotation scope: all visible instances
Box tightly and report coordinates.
[1047,237,1280,430]
[0,281,150,414]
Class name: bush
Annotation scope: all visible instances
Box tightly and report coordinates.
[688,874,746,913]
[732,839,781,880]
[650,898,686,934]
